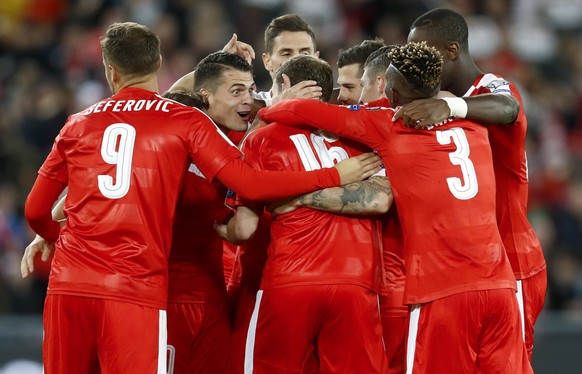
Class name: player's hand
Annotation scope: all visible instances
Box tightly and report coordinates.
[21,235,54,279]
[213,222,228,241]
[267,197,300,217]
[392,98,451,129]
[335,153,383,185]
[272,74,322,105]
[222,33,255,64]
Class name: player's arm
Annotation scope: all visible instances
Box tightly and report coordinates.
[269,176,393,216]
[215,153,382,201]
[392,93,520,129]
[215,205,261,245]
[21,194,66,279]
[259,98,388,150]
[24,174,66,243]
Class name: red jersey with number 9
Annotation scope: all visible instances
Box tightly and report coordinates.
[38,87,241,309]
[259,100,516,304]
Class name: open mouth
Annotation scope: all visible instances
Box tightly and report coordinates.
[237,111,250,121]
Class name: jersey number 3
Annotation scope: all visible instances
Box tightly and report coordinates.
[98,123,136,199]
[436,128,478,200]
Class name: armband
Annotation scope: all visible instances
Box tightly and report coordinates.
[441,97,468,118]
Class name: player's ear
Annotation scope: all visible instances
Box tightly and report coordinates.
[446,41,461,61]
[262,53,272,72]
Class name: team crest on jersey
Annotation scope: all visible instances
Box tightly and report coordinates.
[188,163,206,179]
[347,104,361,111]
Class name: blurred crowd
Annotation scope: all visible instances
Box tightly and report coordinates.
[0,0,581,316]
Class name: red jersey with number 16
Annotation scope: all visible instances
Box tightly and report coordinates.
[39,87,241,309]
[260,100,516,304]
[466,73,546,280]
[239,123,385,293]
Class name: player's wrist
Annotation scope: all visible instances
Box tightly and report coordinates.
[441,97,468,118]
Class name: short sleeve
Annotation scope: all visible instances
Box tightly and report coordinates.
[185,110,242,181]
[39,132,69,184]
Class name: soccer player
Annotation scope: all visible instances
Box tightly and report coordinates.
[21,22,381,374]
[337,38,385,105]
[220,54,391,373]
[396,8,547,360]
[257,13,323,106]
[163,52,255,374]
[358,45,394,104]
[259,42,533,373]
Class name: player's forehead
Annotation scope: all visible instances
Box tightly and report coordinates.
[338,63,361,82]
[215,69,255,89]
[271,31,315,53]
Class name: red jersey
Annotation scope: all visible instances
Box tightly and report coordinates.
[260,100,516,304]
[239,123,385,293]
[39,87,241,309]
[466,74,546,279]
[167,164,231,304]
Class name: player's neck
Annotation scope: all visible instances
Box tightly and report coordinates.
[449,58,483,97]
[114,73,159,94]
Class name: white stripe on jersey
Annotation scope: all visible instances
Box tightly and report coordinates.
[158,310,168,374]
[464,73,512,97]
[244,290,264,374]
[516,280,526,342]
[406,304,421,374]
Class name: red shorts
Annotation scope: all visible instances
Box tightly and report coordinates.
[43,295,166,374]
[516,268,547,360]
[406,289,532,374]
[380,291,408,374]
[246,285,387,374]
[167,302,230,374]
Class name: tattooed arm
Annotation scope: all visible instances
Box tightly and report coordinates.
[269,176,393,216]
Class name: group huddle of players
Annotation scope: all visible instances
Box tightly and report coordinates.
[21,7,546,374]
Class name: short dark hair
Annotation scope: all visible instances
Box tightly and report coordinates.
[194,51,253,93]
[388,41,443,96]
[275,55,333,103]
[161,89,208,110]
[264,14,316,54]
[363,45,398,78]
[410,8,469,49]
[101,22,160,77]
[338,38,385,76]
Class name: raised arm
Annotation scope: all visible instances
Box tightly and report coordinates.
[393,93,519,129]
[269,176,393,216]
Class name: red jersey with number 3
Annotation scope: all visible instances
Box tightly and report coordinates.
[465,74,546,279]
[239,123,385,293]
[39,87,241,309]
[259,100,516,304]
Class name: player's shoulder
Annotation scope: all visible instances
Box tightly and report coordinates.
[472,73,513,95]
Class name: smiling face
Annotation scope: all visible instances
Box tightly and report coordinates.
[204,69,255,132]
[262,31,318,81]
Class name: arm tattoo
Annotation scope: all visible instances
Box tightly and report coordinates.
[299,176,393,214]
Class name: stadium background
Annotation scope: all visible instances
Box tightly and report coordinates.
[0,0,581,372]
